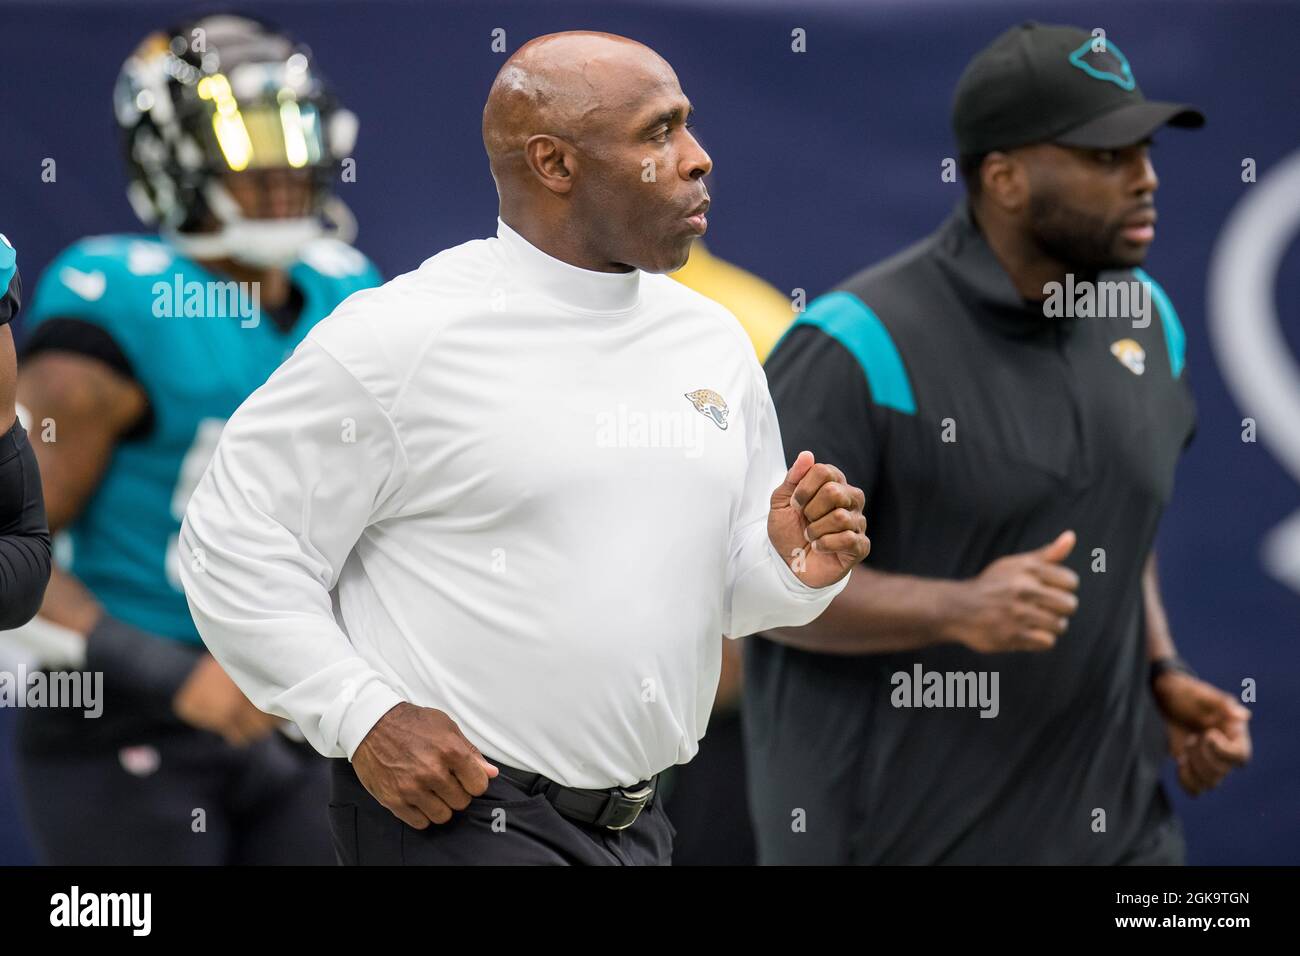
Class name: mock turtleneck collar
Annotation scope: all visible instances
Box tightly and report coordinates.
[495,217,641,314]
[934,201,1080,339]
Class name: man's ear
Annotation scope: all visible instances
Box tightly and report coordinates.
[523,134,577,195]
[981,150,1030,213]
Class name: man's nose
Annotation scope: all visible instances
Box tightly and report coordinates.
[680,134,712,181]
[1131,151,1158,196]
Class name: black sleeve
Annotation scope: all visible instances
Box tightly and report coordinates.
[19,317,154,440]
[0,418,52,629]
[0,268,20,326]
[764,323,884,503]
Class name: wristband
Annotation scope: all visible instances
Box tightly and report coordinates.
[1149,655,1196,687]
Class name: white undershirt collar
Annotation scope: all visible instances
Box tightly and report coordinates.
[496,217,641,314]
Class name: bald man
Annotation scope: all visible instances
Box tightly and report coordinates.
[178,32,869,866]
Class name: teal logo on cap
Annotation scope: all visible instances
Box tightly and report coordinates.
[1068,39,1136,91]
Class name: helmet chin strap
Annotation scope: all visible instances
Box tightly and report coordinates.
[163,179,357,268]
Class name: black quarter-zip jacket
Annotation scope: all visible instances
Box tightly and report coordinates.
[744,201,1196,864]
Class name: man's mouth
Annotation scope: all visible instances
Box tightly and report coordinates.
[1120,207,1157,244]
[684,198,710,235]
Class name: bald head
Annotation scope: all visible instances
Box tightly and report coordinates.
[483,32,674,180]
[481,31,712,275]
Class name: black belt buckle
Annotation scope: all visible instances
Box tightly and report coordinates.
[594,783,654,831]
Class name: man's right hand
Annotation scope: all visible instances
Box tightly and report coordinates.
[172,654,281,746]
[351,702,498,829]
[941,530,1080,653]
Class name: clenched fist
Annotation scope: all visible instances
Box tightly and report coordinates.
[352,702,498,828]
[769,450,871,589]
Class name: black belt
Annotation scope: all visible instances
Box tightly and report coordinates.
[491,760,658,831]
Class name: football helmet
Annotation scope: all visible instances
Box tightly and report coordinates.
[113,14,358,267]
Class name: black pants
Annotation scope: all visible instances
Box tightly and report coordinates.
[15,705,333,865]
[328,758,676,865]
[660,710,756,865]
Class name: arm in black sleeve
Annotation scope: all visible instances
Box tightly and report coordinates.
[763,323,962,654]
[0,417,52,629]
[765,323,884,497]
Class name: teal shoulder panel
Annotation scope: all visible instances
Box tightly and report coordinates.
[787,290,916,414]
[1134,267,1186,378]
[0,233,16,294]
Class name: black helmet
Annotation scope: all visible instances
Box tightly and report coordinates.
[113,13,358,265]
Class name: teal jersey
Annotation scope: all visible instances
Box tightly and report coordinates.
[25,234,382,644]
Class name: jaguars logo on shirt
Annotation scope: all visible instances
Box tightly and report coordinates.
[1110,338,1146,376]
[685,388,729,430]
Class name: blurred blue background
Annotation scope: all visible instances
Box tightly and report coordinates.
[0,0,1296,864]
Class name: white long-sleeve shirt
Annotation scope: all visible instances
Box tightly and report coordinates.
[179,218,847,788]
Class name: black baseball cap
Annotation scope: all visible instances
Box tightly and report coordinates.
[952,22,1204,156]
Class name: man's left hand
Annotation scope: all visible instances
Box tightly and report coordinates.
[1153,670,1252,796]
[768,450,870,589]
